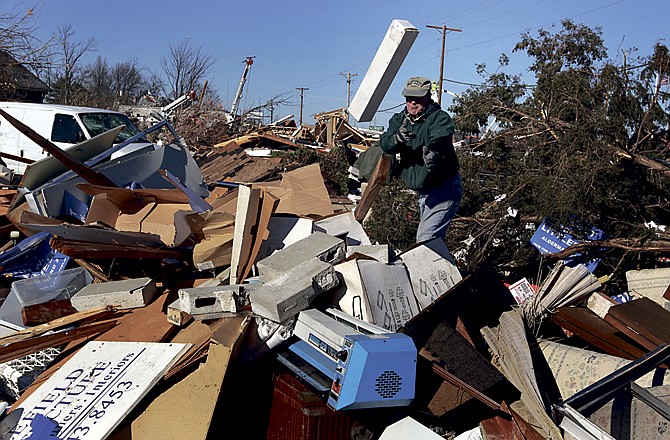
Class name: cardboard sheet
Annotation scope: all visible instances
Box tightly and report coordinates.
[256,163,333,218]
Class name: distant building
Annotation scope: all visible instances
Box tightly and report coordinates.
[0,51,49,103]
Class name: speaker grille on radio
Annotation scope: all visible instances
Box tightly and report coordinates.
[375,370,402,398]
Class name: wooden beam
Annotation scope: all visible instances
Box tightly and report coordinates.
[354,154,389,221]
[50,237,184,259]
[0,108,118,187]
[0,320,117,364]
[0,151,34,165]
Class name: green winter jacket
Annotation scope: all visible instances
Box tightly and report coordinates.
[379,103,459,191]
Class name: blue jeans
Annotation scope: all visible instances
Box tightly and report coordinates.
[416,173,462,243]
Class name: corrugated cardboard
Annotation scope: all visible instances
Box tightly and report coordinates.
[187,211,235,271]
[256,163,333,218]
[79,184,195,247]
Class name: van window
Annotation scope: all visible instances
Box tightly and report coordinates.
[79,112,143,143]
[52,114,85,144]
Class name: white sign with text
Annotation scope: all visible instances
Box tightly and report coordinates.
[0,341,189,440]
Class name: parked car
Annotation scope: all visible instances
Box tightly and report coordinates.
[0,102,154,174]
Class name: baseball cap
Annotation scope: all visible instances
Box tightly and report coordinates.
[402,77,431,97]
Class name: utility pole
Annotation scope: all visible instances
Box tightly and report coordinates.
[296,87,308,126]
[426,24,462,106]
[340,71,358,122]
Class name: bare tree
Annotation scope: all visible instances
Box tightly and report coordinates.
[82,56,113,107]
[50,24,96,104]
[111,58,144,105]
[159,38,214,100]
[0,6,52,99]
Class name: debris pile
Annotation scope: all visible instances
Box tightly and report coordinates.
[0,113,669,440]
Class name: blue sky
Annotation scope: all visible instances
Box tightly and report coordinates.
[22,0,670,126]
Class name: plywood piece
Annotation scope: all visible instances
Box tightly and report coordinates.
[98,292,176,343]
[0,341,189,440]
[128,317,249,440]
[354,154,389,222]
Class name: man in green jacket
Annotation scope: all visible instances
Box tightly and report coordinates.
[380,77,462,243]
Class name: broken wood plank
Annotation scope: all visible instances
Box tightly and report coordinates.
[0,320,117,364]
[51,237,185,259]
[0,151,34,164]
[605,297,670,350]
[0,107,118,187]
[0,305,115,345]
[551,306,648,360]
[354,154,389,221]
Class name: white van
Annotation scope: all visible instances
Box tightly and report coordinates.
[0,102,153,174]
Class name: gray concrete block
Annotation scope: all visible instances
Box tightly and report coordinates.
[71,277,156,311]
[256,231,345,283]
[346,244,391,264]
[250,258,339,323]
[178,285,240,316]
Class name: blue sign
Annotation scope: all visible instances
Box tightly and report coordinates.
[530,220,604,272]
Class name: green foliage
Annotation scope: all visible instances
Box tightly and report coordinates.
[447,20,670,285]
[364,178,419,252]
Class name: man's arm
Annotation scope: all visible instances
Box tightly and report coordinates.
[424,111,454,152]
[380,113,404,154]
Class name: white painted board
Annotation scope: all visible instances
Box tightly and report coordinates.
[348,20,419,122]
[0,341,189,440]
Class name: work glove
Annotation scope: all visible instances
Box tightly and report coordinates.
[395,119,415,144]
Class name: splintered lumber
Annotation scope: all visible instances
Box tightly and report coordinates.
[0,320,117,364]
[51,237,185,259]
[354,154,389,221]
[0,305,115,345]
